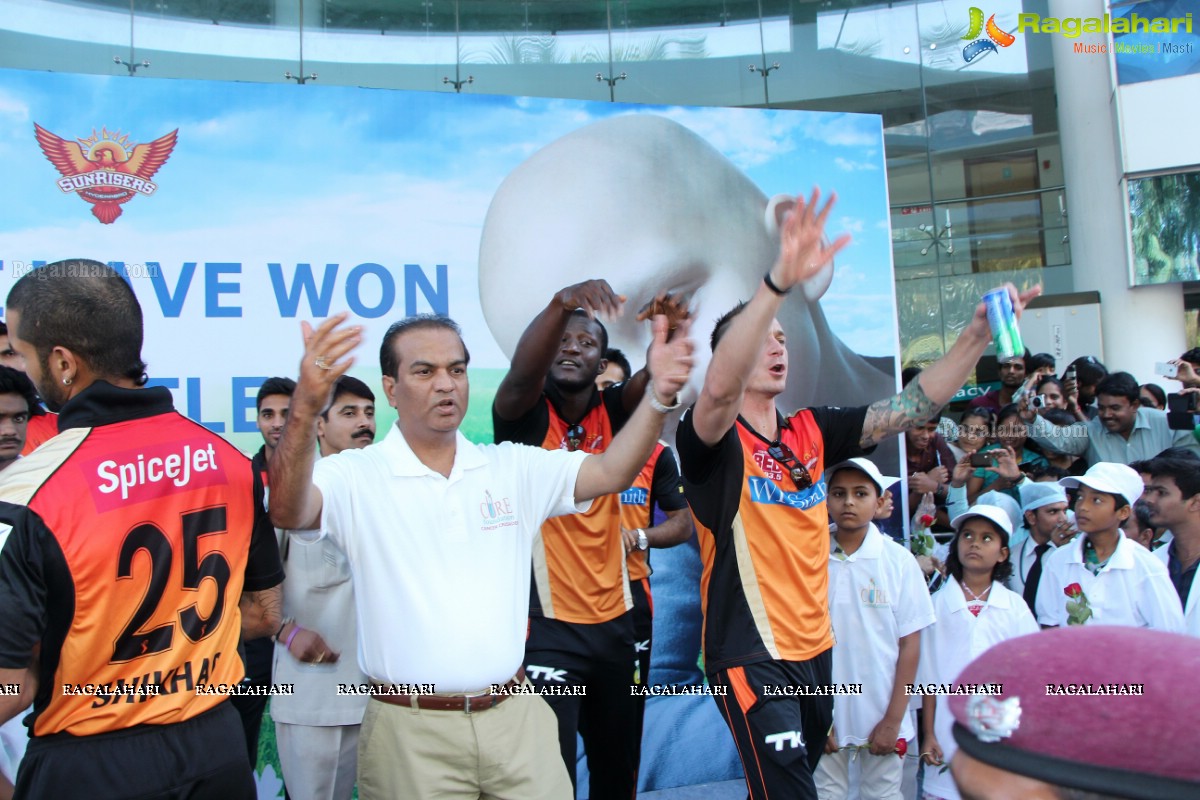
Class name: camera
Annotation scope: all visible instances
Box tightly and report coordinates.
[1166,393,1198,430]
[1030,394,1047,409]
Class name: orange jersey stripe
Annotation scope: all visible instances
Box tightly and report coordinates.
[532,400,630,623]
[728,665,757,714]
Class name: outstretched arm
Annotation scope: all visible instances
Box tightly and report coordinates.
[858,284,1042,448]
[691,189,850,446]
[268,313,361,530]
[493,280,624,421]
[575,317,694,501]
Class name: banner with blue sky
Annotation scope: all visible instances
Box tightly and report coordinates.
[0,68,896,453]
[0,67,899,795]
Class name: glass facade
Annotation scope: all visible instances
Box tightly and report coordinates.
[0,0,1067,370]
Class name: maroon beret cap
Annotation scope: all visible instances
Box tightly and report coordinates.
[950,626,1200,800]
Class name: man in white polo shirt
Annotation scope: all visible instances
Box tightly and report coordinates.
[268,311,694,800]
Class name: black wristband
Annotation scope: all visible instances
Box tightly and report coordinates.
[763,272,790,296]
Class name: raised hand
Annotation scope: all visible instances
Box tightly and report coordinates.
[768,188,851,293]
[951,454,974,488]
[966,283,1042,342]
[987,446,1022,483]
[635,291,693,338]
[1171,359,1200,389]
[296,312,362,416]
[555,279,625,319]
[646,315,695,406]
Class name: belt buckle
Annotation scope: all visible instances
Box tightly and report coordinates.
[462,689,490,714]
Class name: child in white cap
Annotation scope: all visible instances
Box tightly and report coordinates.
[1034,462,1184,631]
[916,504,1038,800]
[818,458,935,800]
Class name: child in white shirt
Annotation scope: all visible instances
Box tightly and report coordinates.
[1035,462,1183,632]
[917,505,1039,800]
[817,458,935,800]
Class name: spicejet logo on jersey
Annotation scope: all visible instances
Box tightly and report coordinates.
[34,124,178,224]
[85,441,227,512]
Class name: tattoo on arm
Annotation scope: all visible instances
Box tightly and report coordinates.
[240,585,283,639]
[859,378,942,448]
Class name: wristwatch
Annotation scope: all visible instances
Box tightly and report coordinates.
[635,529,649,551]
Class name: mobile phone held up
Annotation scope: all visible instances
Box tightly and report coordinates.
[1156,362,1179,380]
[970,452,996,468]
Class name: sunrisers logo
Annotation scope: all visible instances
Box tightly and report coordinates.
[34,124,177,224]
[962,7,1016,63]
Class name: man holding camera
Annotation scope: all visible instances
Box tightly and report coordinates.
[1025,372,1198,466]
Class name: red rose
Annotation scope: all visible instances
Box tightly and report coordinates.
[894,739,908,758]
[1064,583,1083,598]
[919,515,935,527]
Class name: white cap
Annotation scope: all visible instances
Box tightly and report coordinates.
[1060,462,1144,506]
[976,490,1023,533]
[826,457,899,495]
[951,504,1015,540]
[1019,482,1069,514]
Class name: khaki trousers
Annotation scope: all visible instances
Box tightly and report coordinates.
[357,689,571,800]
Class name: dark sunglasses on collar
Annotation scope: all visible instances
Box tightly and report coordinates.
[768,441,814,490]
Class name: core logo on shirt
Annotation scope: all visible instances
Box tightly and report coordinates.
[87,442,224,512]
[479,490,518,531]
[527,665,568,682]
[34,124,178,224]
[747,476,827,510]
[620,487,649,506]
[861,579,891,607]
[764,730,806,752]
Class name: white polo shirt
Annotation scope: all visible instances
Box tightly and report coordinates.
[917,577,1038,800]
[827,523,936,745]
[311,424,589,692]
[1034,532,1184,632]
[1153,536,1200,638]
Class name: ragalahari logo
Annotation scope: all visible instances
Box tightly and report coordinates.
[34,124,178,224]
[962,7,1016,63]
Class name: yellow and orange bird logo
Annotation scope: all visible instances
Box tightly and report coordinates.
[34,124,178,224]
